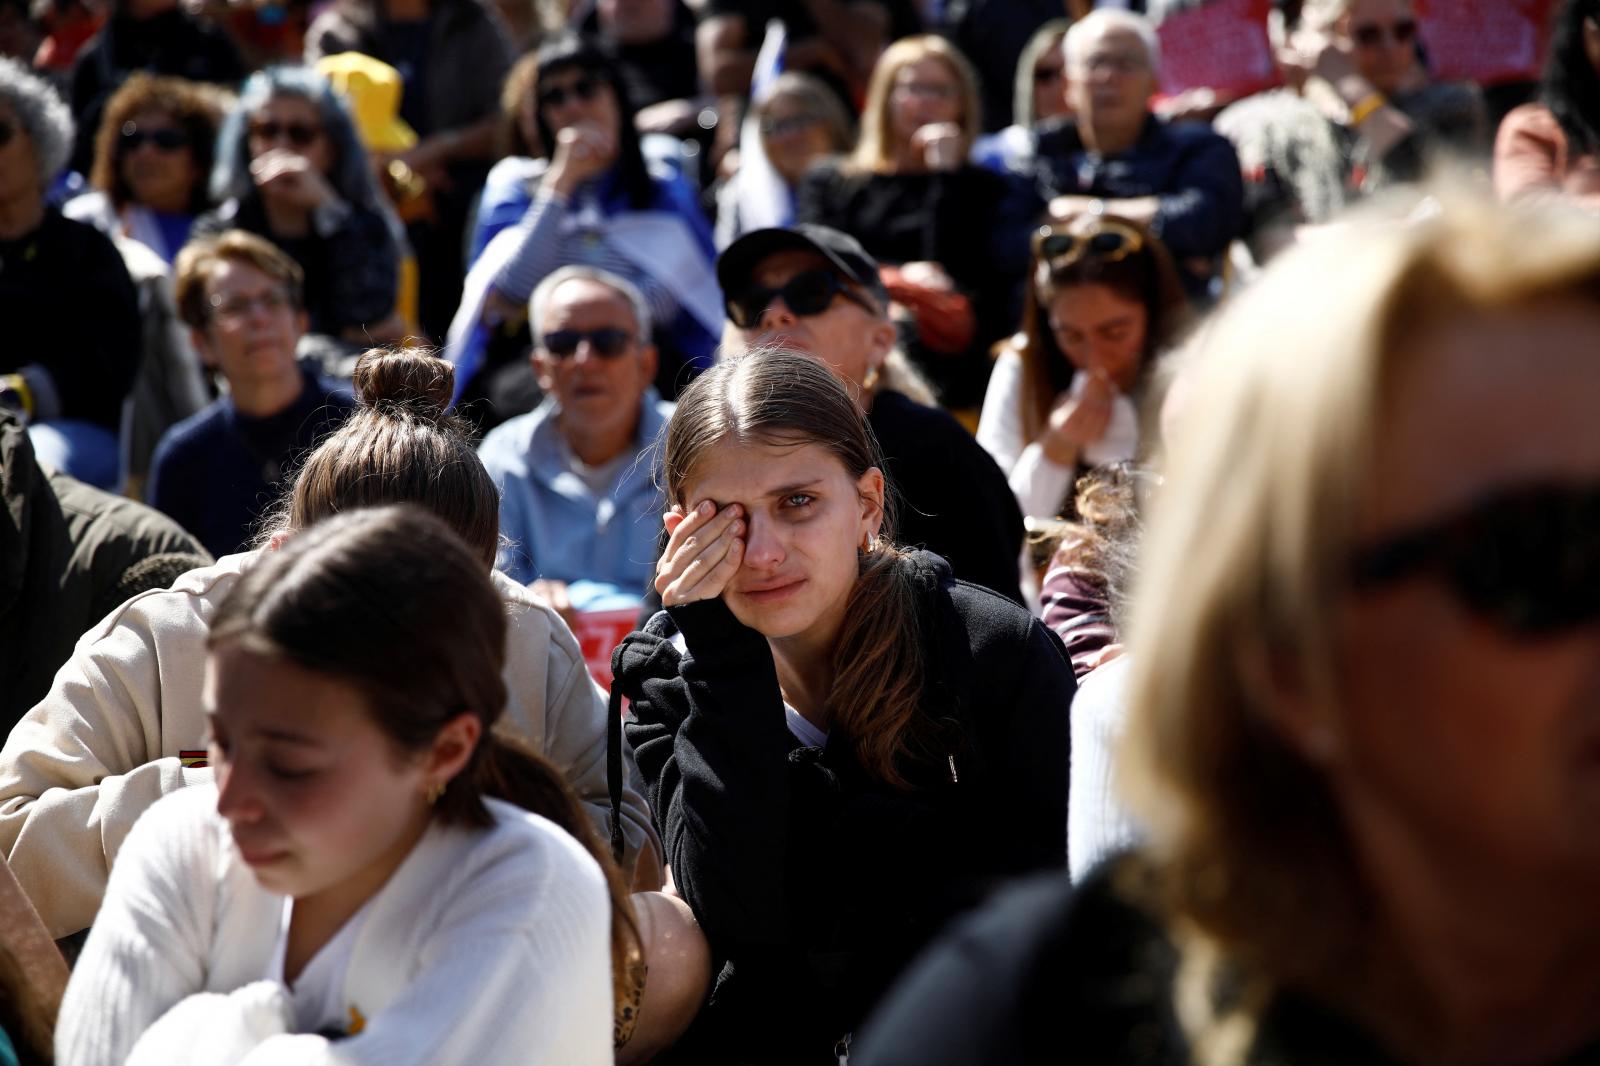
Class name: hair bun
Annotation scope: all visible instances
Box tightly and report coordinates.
[351,348,455,419]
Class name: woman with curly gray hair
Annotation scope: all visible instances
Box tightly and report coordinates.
[0,57,141,489]
[191,66,401,343]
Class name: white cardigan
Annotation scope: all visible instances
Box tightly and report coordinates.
[0,551,657,938]
[56,786,614,1066]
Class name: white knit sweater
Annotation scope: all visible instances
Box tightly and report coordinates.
[0,550,657,938]
[56,786,614,1066]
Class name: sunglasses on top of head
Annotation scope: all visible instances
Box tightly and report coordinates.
[1350,18,1418,48]
[1349,483,1600,637]
[538,77,603,111]
[541,327,636,359]
[726,268,878,330]
[1032,221,1146,268]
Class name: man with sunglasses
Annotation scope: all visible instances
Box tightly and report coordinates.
[479,265,671,616]
[717,223,1026,605]
[1032,10,1243,300]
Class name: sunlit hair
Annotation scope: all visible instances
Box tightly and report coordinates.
[755,71,855,156]
[662,347,953,787]
[210,65,385,213]
[1117,187,1600,1059]
[499,51,542,157]
[0,57,71,187]
[1013,216,1189,446]
[1063,9,1160,78]
[256,348,499,567]
[848,35,983,174]
[174,229,304,330]
[1014,19,1073,128]
[213,504,642,1024]
[90,73,224,212]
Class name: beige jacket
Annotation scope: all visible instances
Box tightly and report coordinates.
[0,552,657,938]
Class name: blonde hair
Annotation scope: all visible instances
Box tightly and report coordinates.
[1117,187,1600,1055]
[848,35,983,174]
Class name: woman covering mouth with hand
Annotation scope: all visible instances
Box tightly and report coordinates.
[611,347,1075,1064]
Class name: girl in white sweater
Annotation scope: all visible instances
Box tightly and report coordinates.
[55,504,640,1066]
[975,215,1190,522]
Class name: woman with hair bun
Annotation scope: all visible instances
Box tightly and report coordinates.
[0,347,659,946]
[55,504,624,1065]
[613,346,1074,1063]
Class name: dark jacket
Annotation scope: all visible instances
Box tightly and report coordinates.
[868,389,1026,606]
[191,196,398,338]
[856,852,1538,1066]
[616,551,1074,1064]
[0,413,210,731]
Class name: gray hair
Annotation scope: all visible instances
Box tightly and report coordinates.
[0,58,72,188]
[1064,9,1162,78]
[528,266,653,347]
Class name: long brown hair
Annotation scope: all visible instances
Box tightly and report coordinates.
[662,348,942,788]
[212,505,643,1019]
[1016,216,1190,444]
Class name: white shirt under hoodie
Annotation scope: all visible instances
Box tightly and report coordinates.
[55,786,614,1066]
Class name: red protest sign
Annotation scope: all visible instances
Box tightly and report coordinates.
[1414,0,1555,86]
[1154,0,1281,99]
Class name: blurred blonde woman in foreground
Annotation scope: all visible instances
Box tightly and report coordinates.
[855,186,1600,1065]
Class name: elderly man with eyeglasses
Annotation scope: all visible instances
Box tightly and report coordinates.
[148,230,354,559]
[1032,9,1243,300]
[478,265,672,618]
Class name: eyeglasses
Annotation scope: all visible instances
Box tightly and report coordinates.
[726,268,878,330]
[1351,18,1418,48]
[538,77,602,111]
[542,327,636,359]
[1032,221,1146,268]
[1033,65,1064,86]
[760,114,822,138]
[0,120,16,148]
[1349,483,1600,636]
[121,123,190,153]
[210,288,292,323]
[248,120,322,149]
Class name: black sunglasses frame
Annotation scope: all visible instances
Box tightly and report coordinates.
[541,327,636,359]
[538,77,603,111]
[248,120,322,149]
[726,269,878,330]
[1351,18,1418,48]
[121,126,190,153]
[1349,483,1600,636]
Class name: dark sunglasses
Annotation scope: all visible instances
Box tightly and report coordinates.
[538,77,602,111]
[248,120,321,148]
[542,327,635,359]
[1350,484,1600,636]
[1033,221,1145,267]
[726,268,877,330]
[1351,18,1417,48]
[1033,65,1064,86]
[0,120,15,148]
[121,124,189,153]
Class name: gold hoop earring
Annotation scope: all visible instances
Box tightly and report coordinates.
[426,781,445,806]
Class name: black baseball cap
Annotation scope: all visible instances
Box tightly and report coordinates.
[717,224,890,309]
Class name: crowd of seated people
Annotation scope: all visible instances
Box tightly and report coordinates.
[0,0,1590,1061]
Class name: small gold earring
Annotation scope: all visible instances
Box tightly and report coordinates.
[426,781,445,805]
[862,364,881,393]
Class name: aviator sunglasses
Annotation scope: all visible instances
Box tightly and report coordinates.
[726,269,878,330]
[1351,18,1418,48]
[539,76,603,111]
[248,120,322,148]
[121,123,190,153]
[541,327,635,359]
[1349,483,1600,636]
[1033,220,1146,268]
